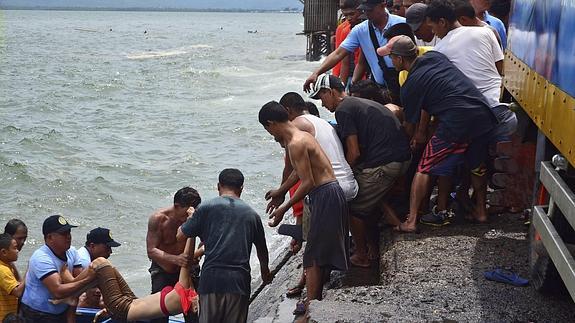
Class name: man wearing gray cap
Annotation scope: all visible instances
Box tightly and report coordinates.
[381,35,497,232]
[304,0,406,103]
[405,2,438,46]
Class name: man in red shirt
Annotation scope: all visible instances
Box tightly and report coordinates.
[333,0,364,86]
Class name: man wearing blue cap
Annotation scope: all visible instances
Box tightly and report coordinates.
[20,215,95,323]
[77,227,121,269]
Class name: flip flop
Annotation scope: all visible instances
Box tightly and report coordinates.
[293,301,306,316]
[484,268,528,287]
[286,285,304,298]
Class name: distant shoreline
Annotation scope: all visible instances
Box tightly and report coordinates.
[0,6,303,13]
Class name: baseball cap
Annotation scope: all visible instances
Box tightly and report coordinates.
[42,215,77,235]
[309,74,345,99]
[406,3,428,31]
[377,35,417,57]
[357,0,385,11]
[86,227,121,247]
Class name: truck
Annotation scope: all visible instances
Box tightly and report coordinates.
[503,0,575,300]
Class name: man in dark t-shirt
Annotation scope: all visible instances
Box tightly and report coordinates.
[381,35,496,232]
[310,74,411,267]
[179,169,272,323]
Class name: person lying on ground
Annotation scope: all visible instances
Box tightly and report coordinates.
[55,238,198,322]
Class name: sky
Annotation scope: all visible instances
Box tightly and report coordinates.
[0,0,304,10]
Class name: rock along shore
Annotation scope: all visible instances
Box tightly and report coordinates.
[249,214,575,322]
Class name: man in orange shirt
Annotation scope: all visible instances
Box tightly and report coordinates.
[333,0,364,86]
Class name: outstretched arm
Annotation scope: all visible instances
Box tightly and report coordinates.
[304,47,350,91]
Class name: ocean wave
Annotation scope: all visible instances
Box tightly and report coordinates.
[126,44,212,60]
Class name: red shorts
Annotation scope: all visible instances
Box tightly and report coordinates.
[289,180,303,217]
[418,135,468,177]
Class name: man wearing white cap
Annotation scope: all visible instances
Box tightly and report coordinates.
[310,73,411,267]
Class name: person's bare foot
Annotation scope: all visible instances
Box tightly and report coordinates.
[393,221,418,233]
[350,253,370,268]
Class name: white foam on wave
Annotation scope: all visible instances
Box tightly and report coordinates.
[126,44,213,60]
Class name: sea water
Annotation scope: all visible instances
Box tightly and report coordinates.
[0,9,319,296]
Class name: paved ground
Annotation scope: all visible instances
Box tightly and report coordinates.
[249,214,575,322]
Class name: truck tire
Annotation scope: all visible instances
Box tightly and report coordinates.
[529,210,569,295]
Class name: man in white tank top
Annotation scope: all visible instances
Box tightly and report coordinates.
[278,92,358,201]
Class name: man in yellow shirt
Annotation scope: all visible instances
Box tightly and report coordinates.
[0,233,24,321]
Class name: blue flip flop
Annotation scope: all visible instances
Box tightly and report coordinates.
[484,268,529,287]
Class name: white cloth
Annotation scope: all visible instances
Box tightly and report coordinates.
[415,35,439,47]
[299,114,358,201]
[77,246,91,269]
[433,26,504,108]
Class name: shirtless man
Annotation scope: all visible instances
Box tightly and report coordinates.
[146,187,201,323]
[259,101,349,314]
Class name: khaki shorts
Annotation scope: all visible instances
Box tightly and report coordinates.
[302,197,311,241]
[350,160,410,218]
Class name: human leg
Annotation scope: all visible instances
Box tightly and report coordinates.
[305,263,323,303]
[400,172,432,231]
[402,136,468,231]
[92,258,137,322]
[349,215,369,267]
[149,263,179,323]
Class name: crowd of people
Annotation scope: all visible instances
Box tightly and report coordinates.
[0,0,516,322]
[260,0,515,318]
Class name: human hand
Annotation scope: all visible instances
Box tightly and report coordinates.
[303,73,318,92]
[268,206,286,227]
[186,206,195,219]
[173,253,191,268]
[289,238,302,254]
[265,190,285,214]
[261,266,274,284]
[410,132,427,150]
[94,308,109,323]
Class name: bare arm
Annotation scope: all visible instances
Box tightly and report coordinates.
[344,135,361,168]
[352,52,368,84]
[495,60,503,76]
[146,214,187,268]
[42,271,94,299]
[269,142,315,227]
[403,122,416,138]
[304,47,350,91]
[255,236,271,283]
[9,282,25,298]
[411,110,430,150]
[339,54,351,84]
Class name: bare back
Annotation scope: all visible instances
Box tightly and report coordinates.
[287,130,335,189]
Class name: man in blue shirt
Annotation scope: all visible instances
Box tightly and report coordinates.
[470,0,507,48]
[304,0,405,101]
[77,227,121,269]
[20,215,95,323]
